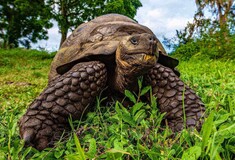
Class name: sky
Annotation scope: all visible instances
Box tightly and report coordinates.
[32,0,197,51]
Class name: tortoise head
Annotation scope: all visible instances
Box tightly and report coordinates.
[114,33,158,92]
[116,33,158,75]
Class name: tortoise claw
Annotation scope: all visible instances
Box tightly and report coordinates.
[22,128,35,144]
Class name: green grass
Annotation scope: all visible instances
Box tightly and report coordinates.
[0,48,234,159]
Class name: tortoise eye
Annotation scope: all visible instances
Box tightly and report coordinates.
[130,37,138,45]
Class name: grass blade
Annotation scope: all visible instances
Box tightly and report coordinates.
[73,133,86,160]
[201,111,214,155]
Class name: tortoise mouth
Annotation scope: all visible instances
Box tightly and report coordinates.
[132,52,157,65]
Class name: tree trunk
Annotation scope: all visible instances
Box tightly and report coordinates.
[59,29,68,47]
[216,0,233,41]
[59,0,68,48]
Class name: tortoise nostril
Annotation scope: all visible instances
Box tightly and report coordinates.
[149,35,155,43]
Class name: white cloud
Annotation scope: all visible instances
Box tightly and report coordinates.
[135,0,197,39]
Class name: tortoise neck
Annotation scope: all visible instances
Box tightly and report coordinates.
[114,63,139,93]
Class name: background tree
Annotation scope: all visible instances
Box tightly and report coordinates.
[104,0,142,18]
[47,0,142,47]
[170,0,234,45]
[195,0,234,40]
[164,0,235,59]
[195,0,234,30]
[0,0,52,48]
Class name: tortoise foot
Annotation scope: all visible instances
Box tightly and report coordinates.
[146,63,205,131]
[19,61,107,150]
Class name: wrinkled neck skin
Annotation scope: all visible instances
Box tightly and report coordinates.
[114,58,148,94]
[114,66,137,93]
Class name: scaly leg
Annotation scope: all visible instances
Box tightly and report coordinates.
[145,63,205,131]
[19,61,107,150]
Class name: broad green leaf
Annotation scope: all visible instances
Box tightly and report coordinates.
[214,113,230,126]
[86,138,97,159]
[121,103,135,126]
[134,109,147,124]
[54,149,64,158]
[218,123,235,136]
[182,146,201,160]
[124,90,136,103]
[121,111,136,127]
[131,102,144,116]
[115,102,136,126]
[140,86,151,96]
[113,139,123,150]
[120,103,131,115]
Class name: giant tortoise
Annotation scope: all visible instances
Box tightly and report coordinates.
[19,14,205,150]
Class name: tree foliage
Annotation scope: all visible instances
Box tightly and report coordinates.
[166,0,235,59]
[177,0,235,43]
[0,0,52,48]
[104,0,142,18]
[195,0,234,29]
[46,0,142,47]
[0,0,142,49]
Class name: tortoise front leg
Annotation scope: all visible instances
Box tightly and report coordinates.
[145,63,205,131]
[19,61,107,150]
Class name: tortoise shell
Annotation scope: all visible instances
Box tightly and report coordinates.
[49,14,178,82]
